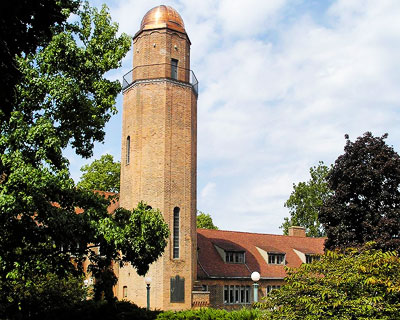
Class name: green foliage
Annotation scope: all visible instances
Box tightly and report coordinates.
[34,300,161,320]
[85,201,169,302]
[94,201,170,276]
[259,245,400,320]
[0,1,168,316]
[0,0,80,122]
[197,211,218,230]
[78,154,121,192]
[281,161,331,237]
[156,308,260,320]
[0,272,87,319]
[320,132,400,251]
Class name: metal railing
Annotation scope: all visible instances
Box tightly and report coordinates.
[122,63,198,95]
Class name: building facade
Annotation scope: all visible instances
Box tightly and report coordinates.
[197,227,324,309]
[116,5,325,310]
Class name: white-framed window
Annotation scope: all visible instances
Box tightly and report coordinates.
[268,253,285,264]
[225,251,245,263]
[266,285,281,295]
[305,254,320,264]
[223,285,250,304]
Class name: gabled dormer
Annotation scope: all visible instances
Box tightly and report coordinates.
[256,246,286,265]
[293,247,321,264]
[212,240,246,264]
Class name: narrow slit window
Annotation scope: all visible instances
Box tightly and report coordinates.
[126,136,130,164]
[171,59,178,80]
[123,286,128,298]
[173,207,180,258]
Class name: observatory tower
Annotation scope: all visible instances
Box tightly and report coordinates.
[118,5,198,310]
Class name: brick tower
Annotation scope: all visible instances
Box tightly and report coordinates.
[117,5,198,310]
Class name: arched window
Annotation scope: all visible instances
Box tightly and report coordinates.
[173,207,180,259]
[126,136,130,164]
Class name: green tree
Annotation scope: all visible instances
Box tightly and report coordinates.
[0,0,79,123]
[281,161,331,237]
[320,132,400,251]
[91,202,169,301]
[0,273,88,318]
[259,245,400,320]
[0,2,169,317]
[78,154,120,193]
[197,211,218,229]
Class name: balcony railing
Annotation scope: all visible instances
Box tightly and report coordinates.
[122,63,198,95]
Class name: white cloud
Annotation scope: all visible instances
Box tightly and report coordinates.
[216,0,288,37]
[195,0,400,233]
[200,182,217,200]
[68,0,400,234]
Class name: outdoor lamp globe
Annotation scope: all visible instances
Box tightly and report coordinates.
[251,271,260,282]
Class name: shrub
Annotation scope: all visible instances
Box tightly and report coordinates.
[258,246,400,319]
[37,300,160,320]
[156,307,260,320]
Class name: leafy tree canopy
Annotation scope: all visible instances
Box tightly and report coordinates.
[320,132,400,251]
[78,154,120,193]
[259,245,400,320]
[89,201,169,302]
[197,211,218,230]
[1,272,88,319]
[282,161,331,237]
[0,0,80,122]
[0,2,169,316]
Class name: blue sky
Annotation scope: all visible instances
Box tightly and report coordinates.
[67,0,400,234]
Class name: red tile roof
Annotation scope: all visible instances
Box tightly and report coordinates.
[197,228,325,280]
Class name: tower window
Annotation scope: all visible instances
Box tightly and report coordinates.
[126,136,130,164]
[123,286,128,298]
[173,207,180,259]
[171,59,178,80]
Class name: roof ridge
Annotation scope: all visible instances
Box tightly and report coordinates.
[198,228,317,238]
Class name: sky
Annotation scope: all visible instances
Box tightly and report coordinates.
[67,0,400,234]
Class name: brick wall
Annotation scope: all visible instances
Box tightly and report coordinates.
[118,26,197,311]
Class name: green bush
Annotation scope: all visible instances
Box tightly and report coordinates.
[1,272,87,319]
[36,300,160,320]
[258,246,400,319]
[156,307,261,320]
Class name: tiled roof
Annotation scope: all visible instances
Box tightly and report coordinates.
[197,228,325,280]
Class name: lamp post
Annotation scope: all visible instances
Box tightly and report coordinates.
[251,271,260,303]
[145,277,152,310]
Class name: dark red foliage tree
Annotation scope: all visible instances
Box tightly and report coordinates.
[320,132,400,251]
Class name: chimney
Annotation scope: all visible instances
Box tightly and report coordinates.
[288,226,306,237]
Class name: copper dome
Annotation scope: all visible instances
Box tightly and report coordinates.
[140,5,185,33]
